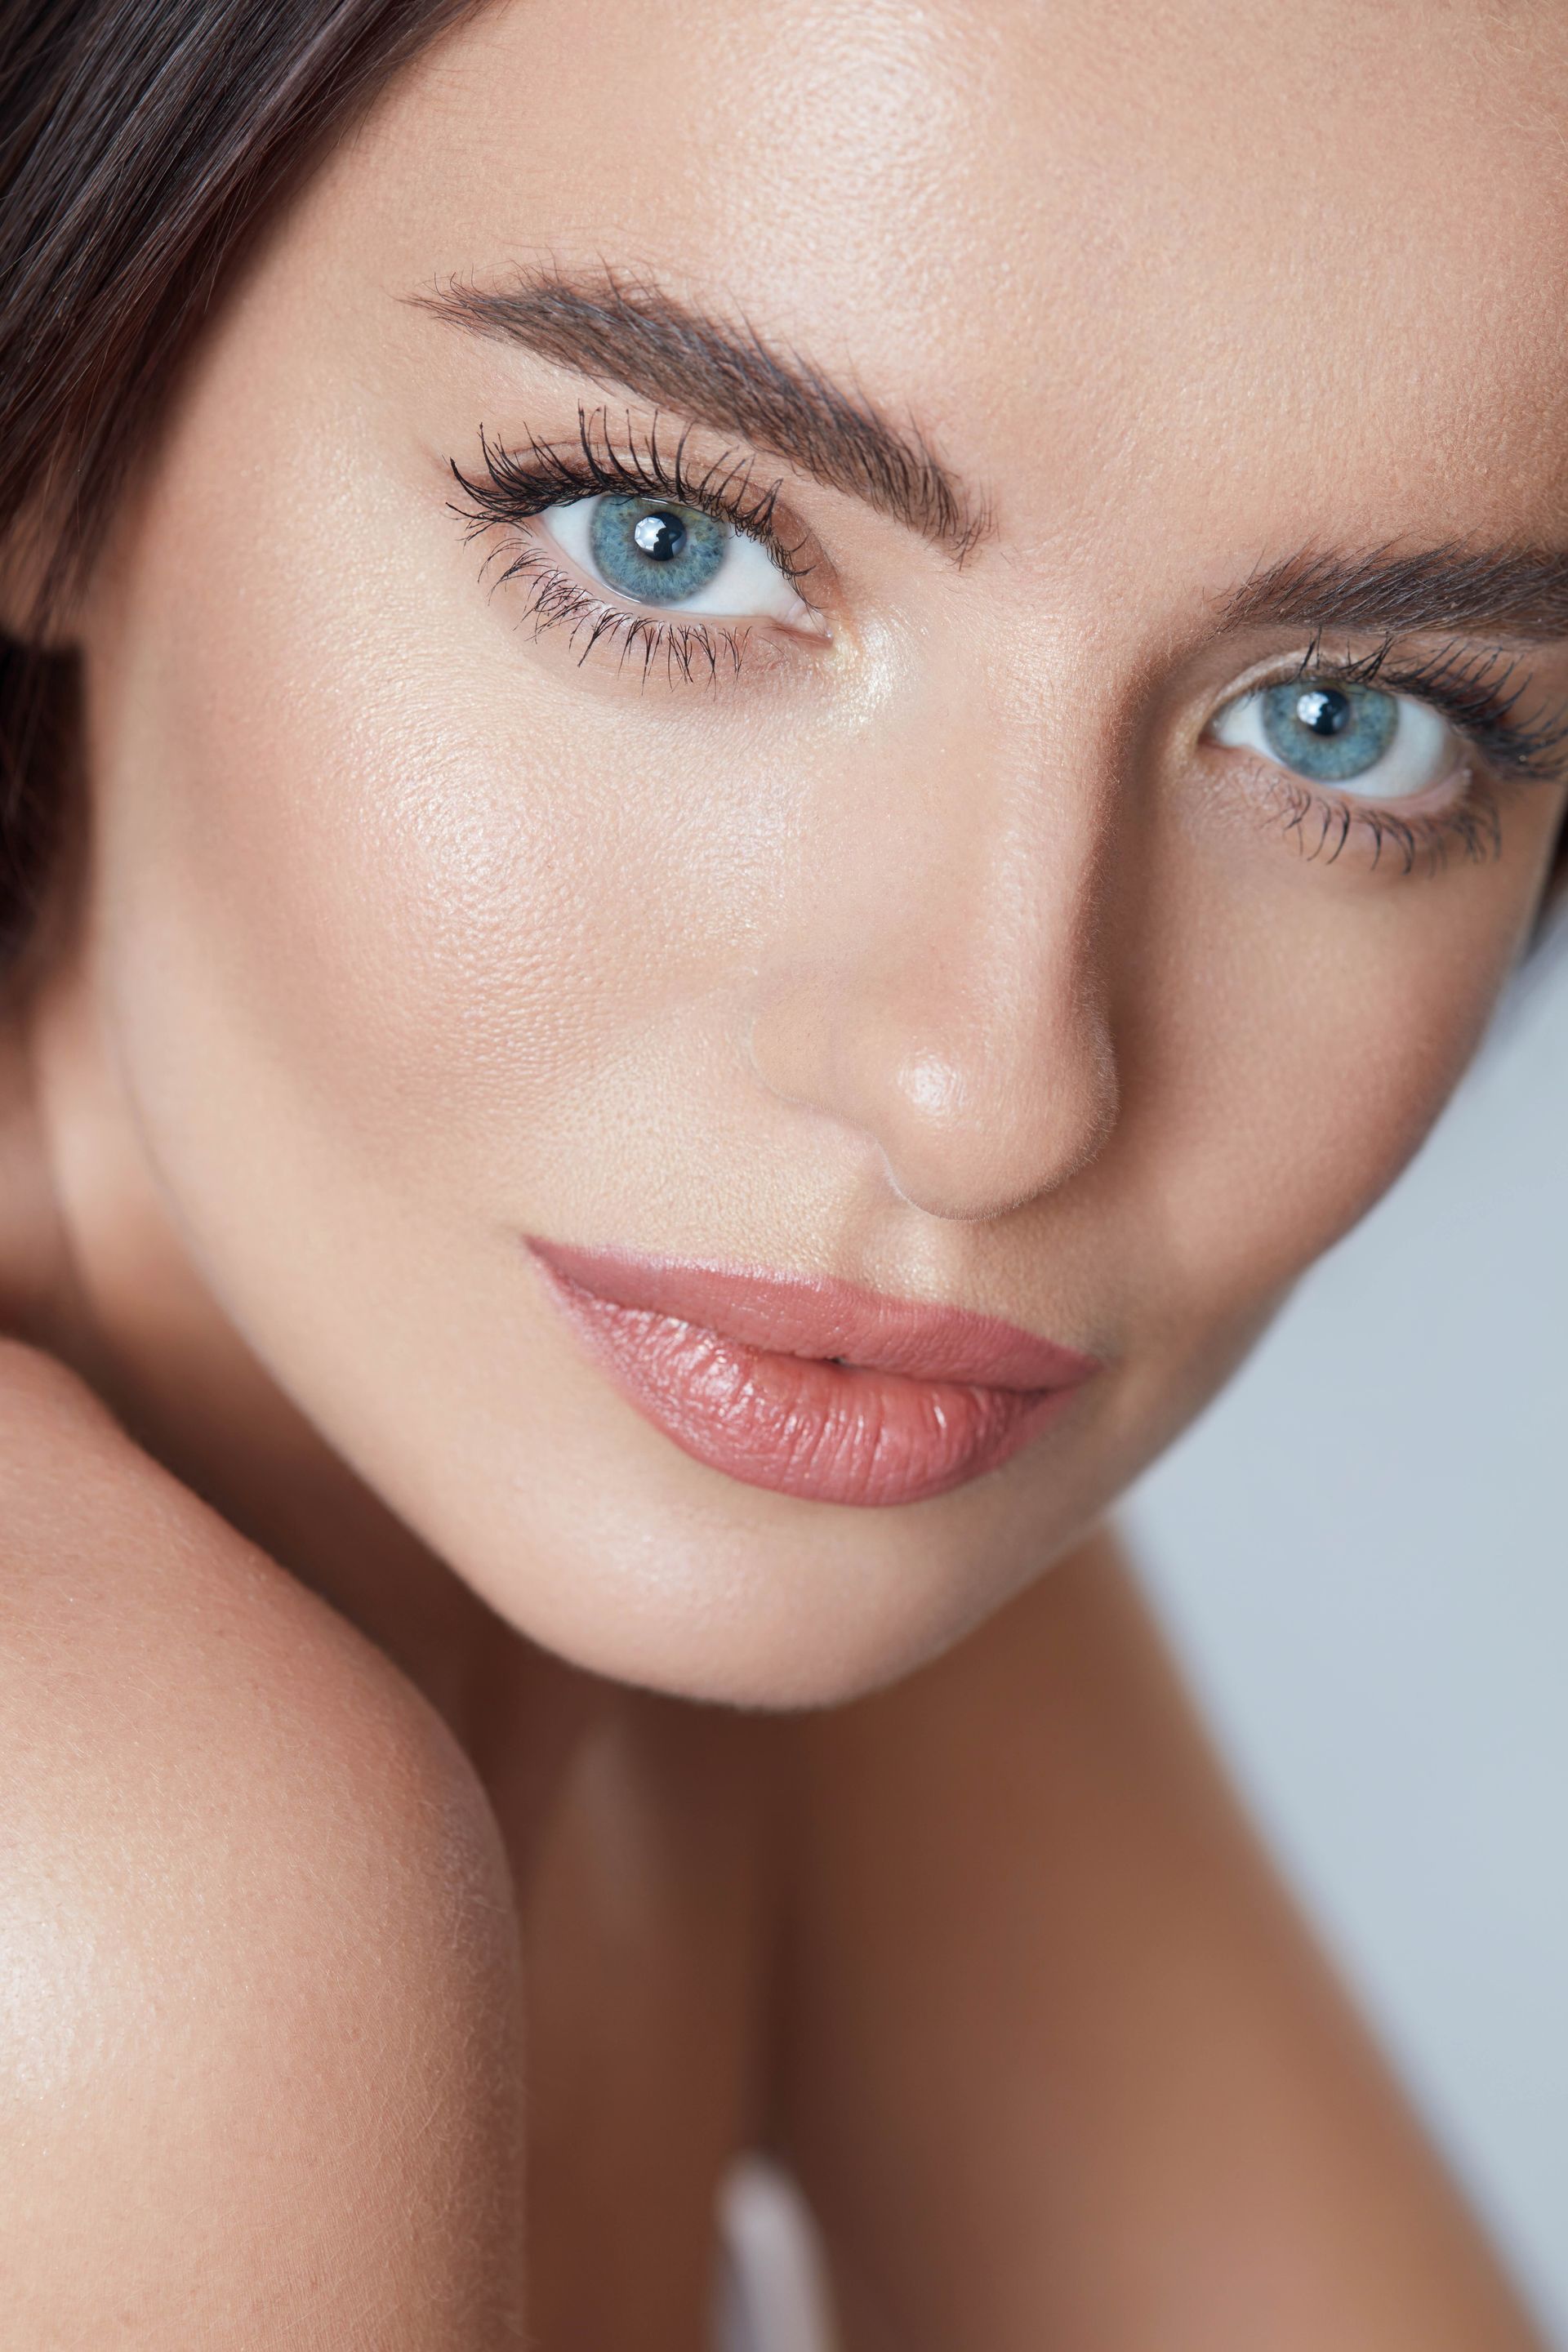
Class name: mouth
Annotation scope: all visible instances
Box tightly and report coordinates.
[524,1236,1100,1509]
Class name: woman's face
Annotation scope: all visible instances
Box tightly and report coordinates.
[64,0,1568,1701]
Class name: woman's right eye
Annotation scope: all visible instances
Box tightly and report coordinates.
[541,492,817,629]
[1211,678,1461,801]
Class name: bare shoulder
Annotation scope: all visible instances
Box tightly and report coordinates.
[0,1332,506,1860]
[0,1333,456,1771]
[0,1339,528,2345]
[0,1329,279,1610]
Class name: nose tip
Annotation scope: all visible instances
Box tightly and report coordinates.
[747,979,1118,1226]
[898,1051,965,1123]
[876,1044,1116,1223]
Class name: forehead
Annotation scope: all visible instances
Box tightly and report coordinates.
[341,0,1568,547]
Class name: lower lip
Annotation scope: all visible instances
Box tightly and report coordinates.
[527,1243,1094,1509]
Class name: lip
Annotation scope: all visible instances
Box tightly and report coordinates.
[525,1236,1099,1509]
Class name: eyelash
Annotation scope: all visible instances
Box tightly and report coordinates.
[1236,634,1568,877]
[448,408,817,686]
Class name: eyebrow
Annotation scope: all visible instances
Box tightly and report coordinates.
[415,266,987,559]
[1223,542,1568,644]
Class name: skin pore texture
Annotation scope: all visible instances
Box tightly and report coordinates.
[2,0,1566,2344]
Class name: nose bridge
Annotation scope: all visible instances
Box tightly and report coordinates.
[746,700,1120,1224]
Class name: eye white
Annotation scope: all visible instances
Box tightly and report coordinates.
[1212,684,1458,800]
[542,495,817,627]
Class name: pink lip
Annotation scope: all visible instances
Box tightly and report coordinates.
[525,1237,1099,1509]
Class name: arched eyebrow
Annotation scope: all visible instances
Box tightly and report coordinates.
[413,266,988,560]
[1223,543,1568,643]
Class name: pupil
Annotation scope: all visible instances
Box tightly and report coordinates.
[1294,687,1351,737]
[633,510,685,563]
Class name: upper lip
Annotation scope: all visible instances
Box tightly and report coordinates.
[526,1237,1099,1392]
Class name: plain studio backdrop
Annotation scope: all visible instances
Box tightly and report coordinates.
[718,936,1568,2352]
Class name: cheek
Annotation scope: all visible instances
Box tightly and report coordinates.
[84,459,782,1220]
[1119,843,1538,1365]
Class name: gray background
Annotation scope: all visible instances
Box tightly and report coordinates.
[1125,941,1568,2336]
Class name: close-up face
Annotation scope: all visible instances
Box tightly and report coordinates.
[60,0,1568,1704]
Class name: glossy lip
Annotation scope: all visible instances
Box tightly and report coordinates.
[524,1236,1100,1509]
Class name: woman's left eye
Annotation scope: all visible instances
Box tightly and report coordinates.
[542,492,815,626]
[1211,678,1461,800]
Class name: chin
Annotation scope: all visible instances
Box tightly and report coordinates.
[421,1406,1107,1711]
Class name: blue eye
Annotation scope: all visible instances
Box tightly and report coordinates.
[1213,676,1458,800]
[1259,682,1394,781]
[543,492,814,626]
[586,496,726,607]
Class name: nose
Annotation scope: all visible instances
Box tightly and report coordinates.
[746,737,1120,1225]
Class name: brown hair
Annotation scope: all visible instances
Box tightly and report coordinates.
[0,0,474,961]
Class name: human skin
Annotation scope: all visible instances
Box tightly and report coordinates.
[1,0,1566,2342]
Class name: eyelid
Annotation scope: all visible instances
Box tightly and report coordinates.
[539,492,829,634]
[448,411,828,606]
[1211,682,1460,804]
[1204,659,1510,876]
[1209,636,1568,788]
[447,413,840,690]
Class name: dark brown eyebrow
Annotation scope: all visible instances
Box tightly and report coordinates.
[414,266,987,559]
[1223,542,1568,644]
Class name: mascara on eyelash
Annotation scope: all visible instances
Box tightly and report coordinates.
[1269,768,1504,878]
[1290,631,1568,782]
[489,538,751,687]
[447,407,816,587]
[444,408,826,688]
[1216,641,1561,877]
[1254,660,1512,874]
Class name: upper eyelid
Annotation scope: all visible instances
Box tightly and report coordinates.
[1213,640,1568,784]
[446,420,835,684]
[448,413,822,590]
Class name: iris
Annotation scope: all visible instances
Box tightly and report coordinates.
[587,496,728,608]
[1259,682,1398,783]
